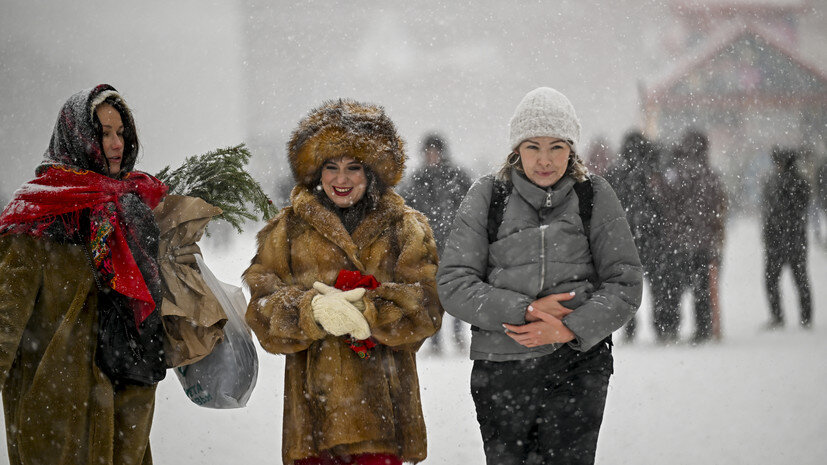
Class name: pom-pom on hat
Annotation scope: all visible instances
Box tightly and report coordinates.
[287,99,407,188]
[508,87,581,152]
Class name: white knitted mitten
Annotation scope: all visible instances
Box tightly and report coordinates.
[311,289,370,339]
[313,281,366,311]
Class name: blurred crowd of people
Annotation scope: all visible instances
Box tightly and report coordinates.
[605,130,728,344]
[603,129,821,343]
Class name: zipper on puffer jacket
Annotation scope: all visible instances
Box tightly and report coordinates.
[540,190,551,295]
[539,224,548,295]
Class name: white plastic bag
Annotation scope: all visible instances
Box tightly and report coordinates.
[173,254,259,408]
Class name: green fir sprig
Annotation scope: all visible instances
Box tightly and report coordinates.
[155,144,278,233]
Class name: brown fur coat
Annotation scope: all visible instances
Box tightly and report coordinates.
[243,186,442,464]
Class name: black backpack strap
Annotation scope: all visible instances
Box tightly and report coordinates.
[474,178,512,333]
[573,176,594,240]
[487,178,513,243]
[574,176,601,292]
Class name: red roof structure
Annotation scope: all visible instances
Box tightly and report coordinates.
[644,22,827,108]
[641,21,827,145]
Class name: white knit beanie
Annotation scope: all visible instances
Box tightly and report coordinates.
[508,87,581,152]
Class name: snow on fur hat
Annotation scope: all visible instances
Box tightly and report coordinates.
[508,87,581,151]
[287,99,407,188]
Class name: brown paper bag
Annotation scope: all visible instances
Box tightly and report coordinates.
[154,195,227,368]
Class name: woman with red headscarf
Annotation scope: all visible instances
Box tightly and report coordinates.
[0,85,170,465]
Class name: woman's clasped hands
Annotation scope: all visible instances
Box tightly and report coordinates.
[310,282,371,339]
[503,291,577,347]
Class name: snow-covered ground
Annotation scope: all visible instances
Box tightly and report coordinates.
[2,216,825,464]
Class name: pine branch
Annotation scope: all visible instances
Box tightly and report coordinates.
[155,144,278,233]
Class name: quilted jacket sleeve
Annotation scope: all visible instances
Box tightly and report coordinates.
[436,176,535,330]
[562,176,643,351]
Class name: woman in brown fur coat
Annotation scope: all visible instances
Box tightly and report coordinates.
[243,99,443,465]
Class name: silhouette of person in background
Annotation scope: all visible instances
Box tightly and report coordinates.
[652,129,727,344]
[815,156,827,248]
[399,133,472,354]
[583,135,613,177]
[761,147,812,329]
[606,131,663,342]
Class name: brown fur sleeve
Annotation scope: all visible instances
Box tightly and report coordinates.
[243,211,326,354]
[363,209,443,350]
[0,235,45,387]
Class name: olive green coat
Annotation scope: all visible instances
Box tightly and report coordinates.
[244,187,442,464]
[0,235,156,465]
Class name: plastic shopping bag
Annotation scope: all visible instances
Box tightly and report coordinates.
[174,254,258,408]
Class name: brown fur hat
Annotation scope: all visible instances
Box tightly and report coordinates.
[288,99,407,187]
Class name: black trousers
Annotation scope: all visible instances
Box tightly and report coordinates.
[429,315,466,349]
[765,245,812,325]
[651,250,713,340]
[471,341,613,465]
[623,242,660,340]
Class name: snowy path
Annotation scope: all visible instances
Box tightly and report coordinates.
[2,216,824,464]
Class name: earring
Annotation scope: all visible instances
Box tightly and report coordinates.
[315,184,323,191]
[507,152,520,166]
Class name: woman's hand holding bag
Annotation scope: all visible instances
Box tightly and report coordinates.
[171,244,201,265]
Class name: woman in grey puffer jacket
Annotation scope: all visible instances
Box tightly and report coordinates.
[437,87,642,465]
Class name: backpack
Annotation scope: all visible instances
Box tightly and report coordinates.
[487,176,594,244]
[482,176,612,348]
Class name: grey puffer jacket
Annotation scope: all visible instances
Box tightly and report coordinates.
[437,168,642,361]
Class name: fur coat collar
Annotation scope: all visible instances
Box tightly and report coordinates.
[290,185,406,271]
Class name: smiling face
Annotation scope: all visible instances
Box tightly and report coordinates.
[516,137,572,187]
[320,156,368,208]
[96,103,125,176]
